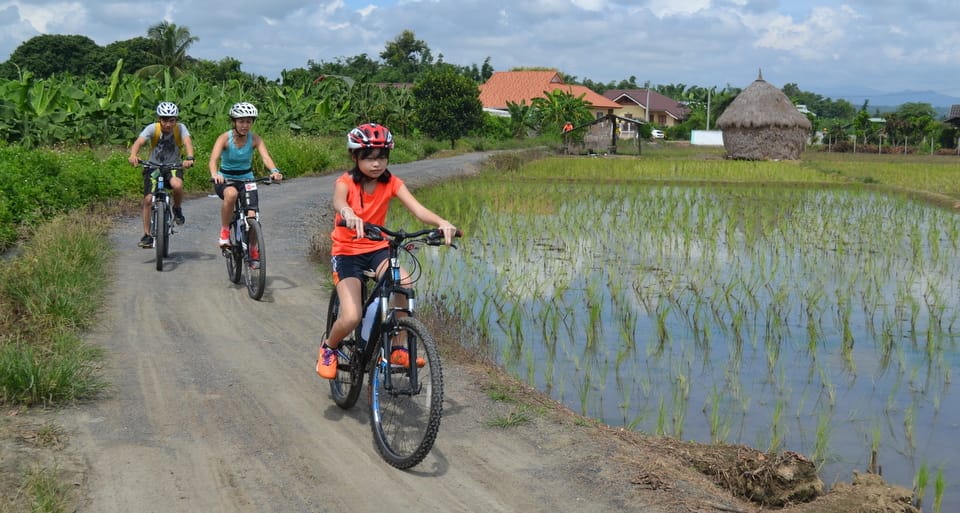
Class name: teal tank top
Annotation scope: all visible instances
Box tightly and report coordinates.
[220,131,254,174]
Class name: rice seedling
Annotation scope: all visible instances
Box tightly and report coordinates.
[914,463,929,509]
[933,467,945,513]
[403,154,960,511]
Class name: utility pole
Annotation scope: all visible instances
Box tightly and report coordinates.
[644,81,651,123]
[706,88,712,130]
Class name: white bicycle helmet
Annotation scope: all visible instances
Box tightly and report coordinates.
[156,101,179,117]
[229,102,259,119]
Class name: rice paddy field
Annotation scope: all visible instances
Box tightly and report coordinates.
[394,146,960,512]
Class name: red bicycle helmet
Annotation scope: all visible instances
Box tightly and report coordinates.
[347,123,394,150]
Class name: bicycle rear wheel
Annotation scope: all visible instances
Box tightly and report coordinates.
[224,224,242,284]
[243,218,267,300]
[154,202,166,271]
[327,294,364,409]
[369,317,443,469]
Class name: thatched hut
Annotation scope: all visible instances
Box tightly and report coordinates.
[716,72,812,160]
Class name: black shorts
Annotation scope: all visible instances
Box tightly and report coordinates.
[331,248,389,284]
[214,180,260,212]
[142,167,183,195]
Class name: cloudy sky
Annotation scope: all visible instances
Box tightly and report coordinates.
[2,0,959,100]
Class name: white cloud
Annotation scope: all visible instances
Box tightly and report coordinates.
[750,6,858,60]
[647,0,712,18]
[13,1,88,32]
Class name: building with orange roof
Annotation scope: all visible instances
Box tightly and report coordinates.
[478,70,621,118]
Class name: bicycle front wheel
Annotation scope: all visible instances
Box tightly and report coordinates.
[369,317,443,469]
[224,225,242,284]
[154,202,166,271]
[327,293,364,409]
[243,219,266,300]
[162,205,172,258]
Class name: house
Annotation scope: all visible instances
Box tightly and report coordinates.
[948,105,960,128]
[602,89,688,127]
[478,70,621,119]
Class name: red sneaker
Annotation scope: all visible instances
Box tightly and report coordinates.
[218,228,230,247]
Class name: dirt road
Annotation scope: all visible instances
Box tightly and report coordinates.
[55,152,754,513]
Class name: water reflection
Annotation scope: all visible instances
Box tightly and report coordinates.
[414,184,959,509]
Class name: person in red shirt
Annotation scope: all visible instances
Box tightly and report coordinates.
[316,123,457,379]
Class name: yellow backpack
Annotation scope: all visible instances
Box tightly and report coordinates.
[150,122,184,150]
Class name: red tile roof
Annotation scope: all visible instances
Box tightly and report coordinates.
[479,70,621,110]
[603,89,689,121]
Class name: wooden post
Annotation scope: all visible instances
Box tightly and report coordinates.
[609,116,618,154]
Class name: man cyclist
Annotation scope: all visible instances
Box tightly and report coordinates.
[128,101,195,248]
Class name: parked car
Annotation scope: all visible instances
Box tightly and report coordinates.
[651,129,665,139]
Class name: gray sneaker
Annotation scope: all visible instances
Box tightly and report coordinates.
[138,234,154,248]
[173,207,185,225]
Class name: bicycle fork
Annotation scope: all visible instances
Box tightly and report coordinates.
[378,324,422,397]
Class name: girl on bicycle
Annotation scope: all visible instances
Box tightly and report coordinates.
[316,123,457,379]
[208,102,283,247]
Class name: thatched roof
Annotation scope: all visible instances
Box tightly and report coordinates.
[717,75,812,130]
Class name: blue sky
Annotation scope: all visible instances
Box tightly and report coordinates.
[2,0,959,101]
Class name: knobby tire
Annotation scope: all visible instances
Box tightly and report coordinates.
[225,223,242,284]
[162,205,172,258]
[154,202,166,272]
[244,219,267,300]
[369,316,443,469]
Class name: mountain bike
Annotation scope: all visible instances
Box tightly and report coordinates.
[219,177,277,300]
[141,160,182,272]
[325,222,460,469]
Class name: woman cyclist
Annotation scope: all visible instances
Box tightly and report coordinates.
[316,123,457,379]
[208,102,283,250]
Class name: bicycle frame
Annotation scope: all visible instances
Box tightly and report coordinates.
[360,262,420,394]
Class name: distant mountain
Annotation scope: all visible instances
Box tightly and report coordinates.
[819,87,960,113]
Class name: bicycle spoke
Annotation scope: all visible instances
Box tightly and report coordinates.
[369,317,443,469]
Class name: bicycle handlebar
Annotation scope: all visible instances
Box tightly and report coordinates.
[337,220,462,247]
[138,159,183,171]
[209,176,280,185]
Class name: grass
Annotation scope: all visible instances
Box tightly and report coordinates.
[0,212,110,405]
[4,138,960,510]
[485,407,534,428]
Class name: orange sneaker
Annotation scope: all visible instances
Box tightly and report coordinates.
[389,347,425,368]
[316,344,338,379]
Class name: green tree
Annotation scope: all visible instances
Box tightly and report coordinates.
[505,100,535,139]
[136,21,198,79]
[192,57,253,85]
[531,89,593,136]
[1,34,107,79]
[412,67,483,148]
[104,37,156,75]
[379,30,432,83]
[307,54,381,82]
